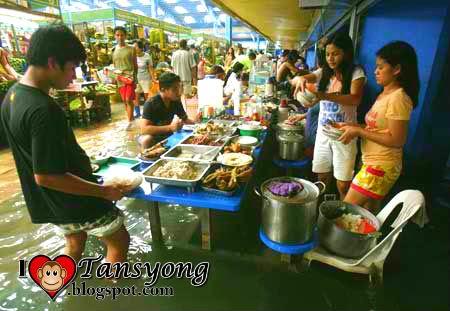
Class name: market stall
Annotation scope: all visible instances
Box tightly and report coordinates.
[0,1,61,145]
[53,81,116,127]
[192,33,228,67]
[0,0,61,57]
[62,9,191,68]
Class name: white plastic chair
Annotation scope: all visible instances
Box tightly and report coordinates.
[303,190,427,284]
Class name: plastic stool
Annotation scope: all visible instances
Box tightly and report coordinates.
[273,157,311,176]
[259,228,317,255]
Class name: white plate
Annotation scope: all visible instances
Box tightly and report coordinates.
[217,153,253,167]
[296,92,312,107]
[103,170,143,193]
[182,124,195,131]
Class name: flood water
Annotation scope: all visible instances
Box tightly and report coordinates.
[0,103,448,311]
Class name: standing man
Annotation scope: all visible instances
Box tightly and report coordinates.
[171,39,196,98]
[0,24,130,263]
[112,26,138,127]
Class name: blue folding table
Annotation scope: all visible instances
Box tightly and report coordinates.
[128,130,266,250]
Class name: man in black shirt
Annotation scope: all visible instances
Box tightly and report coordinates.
[139,72,196,148]
[0,24,130,263]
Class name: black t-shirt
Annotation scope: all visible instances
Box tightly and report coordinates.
[0,83,113,224]
[142,94,187,126]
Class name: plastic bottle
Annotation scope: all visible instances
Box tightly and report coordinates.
[278,99,289,123]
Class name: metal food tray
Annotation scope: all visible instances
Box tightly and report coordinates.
[201,185,239,197]
[161,144,221,163]
[200,164,239,196]
[142,159,210,192]
[178,133,230,147]
[194,121,237,136]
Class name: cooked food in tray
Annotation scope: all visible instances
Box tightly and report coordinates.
[223,142,252,156]
[202,165,253,191]
[195,121,226,135]
[140,140,168,160]
[184,134,224,146]
[151,161,199,180]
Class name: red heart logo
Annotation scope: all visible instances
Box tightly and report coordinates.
[28,255,77,300]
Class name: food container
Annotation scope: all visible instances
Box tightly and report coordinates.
[277,132,304,160]
[255,177,326,244]
[277,121,304,136]
[317,201,381,258]
[231,136,259,147]
[142,159,210,192]
[238,124,262,138]
[179,133,229,147]
[161,145,221,163]
[200,165,239,197]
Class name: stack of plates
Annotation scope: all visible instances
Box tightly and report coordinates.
[322,125,344,141]
[296,89,317,107]
[232,136,259,147]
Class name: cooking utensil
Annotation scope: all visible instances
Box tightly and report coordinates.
[255,177,326,244]
[277,132,304,160]
[317,200,381,258]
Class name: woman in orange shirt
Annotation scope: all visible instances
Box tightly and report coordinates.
[339,41,420,212]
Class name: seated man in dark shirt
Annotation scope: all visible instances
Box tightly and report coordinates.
[139,72,196,149]
[0,25,130,263]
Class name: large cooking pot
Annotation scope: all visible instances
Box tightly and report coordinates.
[317,201,381,258]
[277,132,304,160]
[255,177,326,244]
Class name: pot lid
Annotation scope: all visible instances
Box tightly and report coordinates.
[277,122,302,130]
[278,133,304,142]
[262,177,319,203]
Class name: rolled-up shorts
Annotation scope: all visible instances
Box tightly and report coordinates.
[351,164,401,200]
[135,79,151,94]
[56,207,124,238]
[119,83,136,102]
[181,81,192,96]
[312,127,357,181]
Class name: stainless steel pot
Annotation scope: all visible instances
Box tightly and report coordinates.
[255,177,326,244]
[277,122,304,136]
[317,201,381,258]
[277,132,304,160]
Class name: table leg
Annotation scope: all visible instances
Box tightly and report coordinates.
[148,202,163,246]
[200,209,212,251]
